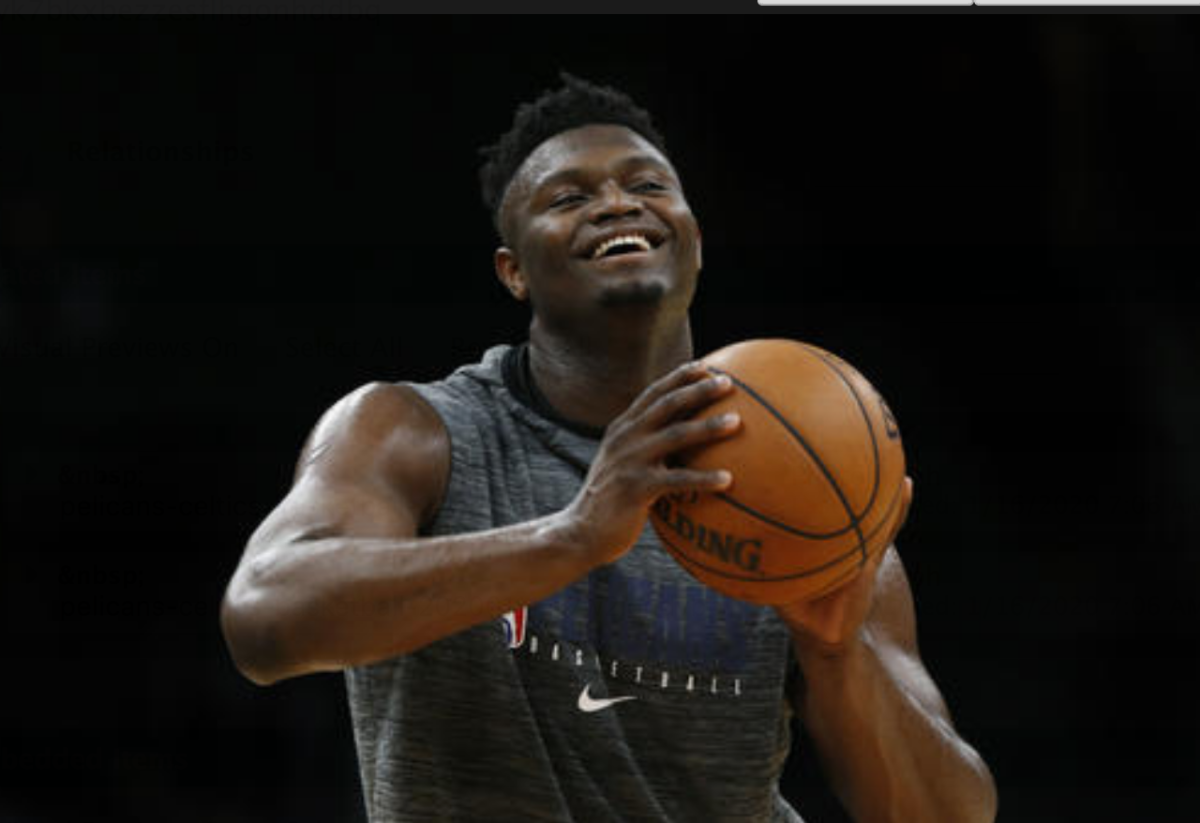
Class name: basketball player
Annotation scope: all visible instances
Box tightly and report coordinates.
[220,75,997,823]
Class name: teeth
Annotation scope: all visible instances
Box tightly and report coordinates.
[591,233,653,260]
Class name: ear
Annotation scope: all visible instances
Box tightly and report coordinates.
[494,247,529,302]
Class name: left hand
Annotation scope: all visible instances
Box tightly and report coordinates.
[777,477,914,655]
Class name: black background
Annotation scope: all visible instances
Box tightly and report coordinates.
[3,16,1199,823]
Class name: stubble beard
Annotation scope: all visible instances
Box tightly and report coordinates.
[596,278,669,307]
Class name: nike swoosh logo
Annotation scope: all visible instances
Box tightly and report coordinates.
[577,682,637,713]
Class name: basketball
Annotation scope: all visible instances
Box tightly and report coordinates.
[649,339,907,605]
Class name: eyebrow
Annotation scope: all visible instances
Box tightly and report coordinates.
[530,154,674,195]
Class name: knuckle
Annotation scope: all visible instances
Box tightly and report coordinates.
[663,425,690,448]
[667,470,707,490]
[605,416,633,443]
[691,376,727,405]
[653,363,691,393]
[649,393,685,422]
[666,362,704,388]
[659,470,687,489]
[676,417,710,440]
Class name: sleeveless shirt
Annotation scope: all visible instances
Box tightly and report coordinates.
[344,345,805,823]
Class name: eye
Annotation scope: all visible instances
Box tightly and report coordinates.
[549,192,587,209]
[631,180,668,194]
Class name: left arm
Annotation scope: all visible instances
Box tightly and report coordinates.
[778,484,997,823]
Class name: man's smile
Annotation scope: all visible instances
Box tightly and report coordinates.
[586,243,664,271]
[578,226,667,261]
[591,233,653,258]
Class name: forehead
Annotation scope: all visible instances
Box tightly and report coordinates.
[515,124,674,194]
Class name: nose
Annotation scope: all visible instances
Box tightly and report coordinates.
[590,180,642,224]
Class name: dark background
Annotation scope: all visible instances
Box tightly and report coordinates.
[3,16,1199,823]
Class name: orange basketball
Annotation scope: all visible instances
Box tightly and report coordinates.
[648,339,906,605]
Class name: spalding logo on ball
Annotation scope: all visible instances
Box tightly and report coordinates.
[648,339,906,606]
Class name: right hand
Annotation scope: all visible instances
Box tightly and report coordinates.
[561,361,741,568]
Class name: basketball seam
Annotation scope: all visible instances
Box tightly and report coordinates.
[789,345,883,568]
[796,343,883,522]
[708,366,869,558]
[713,491,858,540]
[655,478,905,583]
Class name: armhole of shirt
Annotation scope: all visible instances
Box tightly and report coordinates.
[401,381,459,538]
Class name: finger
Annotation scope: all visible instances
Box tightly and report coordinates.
[642,411,741,461]
[657,466,734,493]
[639,373,734,429]
[895,476,914,532]
[622,360,711,419]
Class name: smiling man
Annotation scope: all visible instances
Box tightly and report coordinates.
[220,74,997,823]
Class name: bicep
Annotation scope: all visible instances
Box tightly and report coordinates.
[251,473,420,552]
[244,382,448,558]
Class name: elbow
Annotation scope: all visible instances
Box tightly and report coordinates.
[220,582,294,687]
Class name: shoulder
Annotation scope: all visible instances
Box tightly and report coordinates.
[299,381,450,526]
[309,381,445,454]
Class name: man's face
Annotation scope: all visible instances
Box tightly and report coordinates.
[495,124,702,321]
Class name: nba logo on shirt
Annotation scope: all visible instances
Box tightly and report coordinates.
[501,607,527,649]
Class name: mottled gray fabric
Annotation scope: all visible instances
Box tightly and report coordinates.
[344,345,804,822]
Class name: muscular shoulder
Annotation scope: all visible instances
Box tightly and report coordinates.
[298,381,449,527]
[304,382,444,463]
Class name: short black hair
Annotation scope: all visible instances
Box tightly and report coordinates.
[479,72,669,237]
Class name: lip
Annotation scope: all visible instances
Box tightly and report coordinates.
[576,225,668,260]
[585,243,662,269]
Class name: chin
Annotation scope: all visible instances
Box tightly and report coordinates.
[597,279,669,307]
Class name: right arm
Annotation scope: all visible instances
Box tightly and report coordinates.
[219,363,739,685]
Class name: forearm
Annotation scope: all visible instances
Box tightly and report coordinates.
[222,512,589,684]
[795,628,996,823]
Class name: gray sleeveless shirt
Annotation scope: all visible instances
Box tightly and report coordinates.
[344,346,804,822]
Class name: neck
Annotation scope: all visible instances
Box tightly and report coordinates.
[528,309,694,430]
